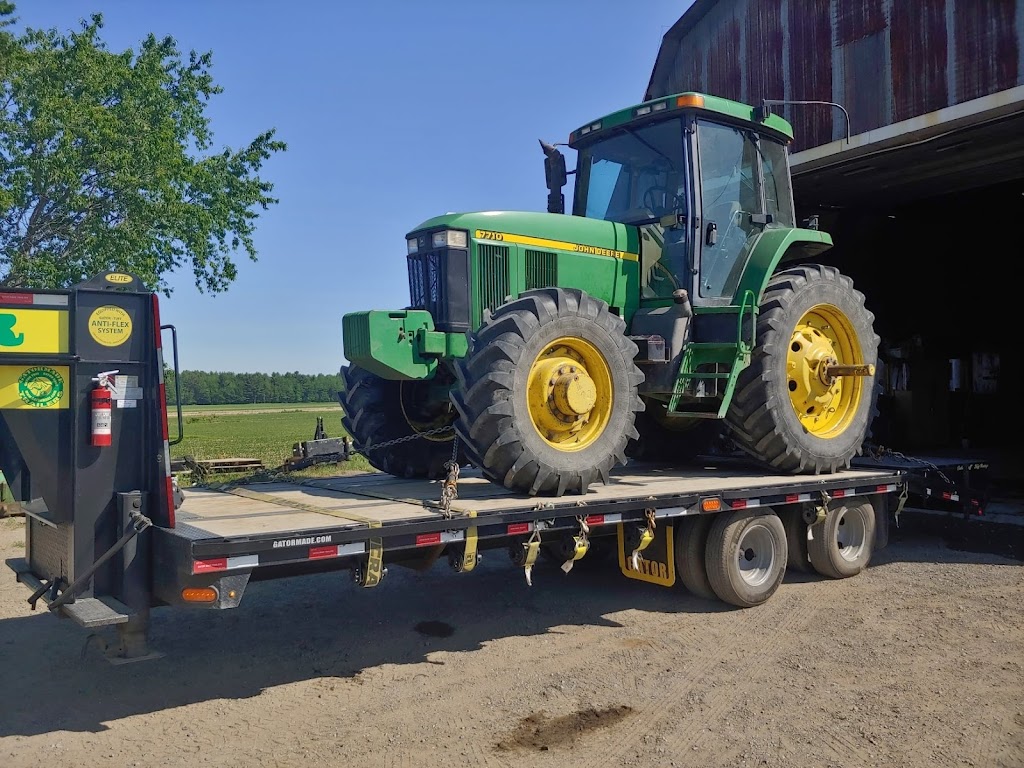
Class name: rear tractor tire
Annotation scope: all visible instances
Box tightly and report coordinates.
[725,264,879,474]
[452,288,644,496]
[340,364,462,479]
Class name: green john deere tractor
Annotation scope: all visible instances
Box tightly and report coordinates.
[341,92,878,495]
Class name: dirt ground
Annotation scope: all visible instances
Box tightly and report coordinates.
[1,514,1022,768]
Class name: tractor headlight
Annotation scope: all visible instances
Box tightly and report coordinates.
[407,237,419,255]
[432,230,468,249]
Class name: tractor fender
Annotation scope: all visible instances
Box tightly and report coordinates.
[732,227,833,305]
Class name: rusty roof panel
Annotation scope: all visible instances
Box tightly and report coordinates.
[647,0,1024,153]
[954,0,1021,102]
[706,17,742,98]
[788,0,833,150]
[891,0,949,121]
[745,0,784,106]
[835,0,886,45]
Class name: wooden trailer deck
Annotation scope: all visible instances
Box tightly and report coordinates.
[174,464,903,542]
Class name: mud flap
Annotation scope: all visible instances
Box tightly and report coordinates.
[616,522,675,587]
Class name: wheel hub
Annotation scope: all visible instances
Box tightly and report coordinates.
[552,371,597,416]
[526,338,613,451]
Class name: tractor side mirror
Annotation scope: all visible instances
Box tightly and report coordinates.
[539,140,567,214]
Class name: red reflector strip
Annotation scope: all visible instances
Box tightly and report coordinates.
[731,499,747,509]
[165,476,176,528]
[152,294,163,347]
[832,489,846,498]
[507,522,531,535]
[941,491,951,500]
[159,383,169,440]
[416,532,442,547]
[192,554,257,574]
[193,558,227,574]
[0,292,33,305]
[786,494,799,503]
[309,545,337,560]
[585,514,605,526]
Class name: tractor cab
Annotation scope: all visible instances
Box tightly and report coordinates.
[565,93,797,309]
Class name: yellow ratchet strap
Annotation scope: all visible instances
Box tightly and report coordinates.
[561,517,591,574]
[453,510,478,573]
[630,508,657,571]
[523,529,542,586]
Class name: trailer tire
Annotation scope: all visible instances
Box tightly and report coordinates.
[340,364,462,479]
[452,288,643,495]
[674,515,716,600]
[725,264,879,474]
[705,510,787,608]
[779,506,811,572]
[807,498,875,579]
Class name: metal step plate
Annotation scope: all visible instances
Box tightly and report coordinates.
[61,597,131,628]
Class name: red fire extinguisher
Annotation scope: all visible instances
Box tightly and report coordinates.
[91,370,118,447]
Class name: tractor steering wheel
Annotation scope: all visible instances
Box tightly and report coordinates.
[642,186,683,218]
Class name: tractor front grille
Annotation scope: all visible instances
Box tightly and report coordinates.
[406,247,470,333]
[477,244,510,321]
[525,249,557,290]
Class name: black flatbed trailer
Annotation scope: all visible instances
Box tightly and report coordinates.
[2,275,905,661]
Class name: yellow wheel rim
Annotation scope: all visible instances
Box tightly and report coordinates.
[786,304,863,438]
[526,336,613,451]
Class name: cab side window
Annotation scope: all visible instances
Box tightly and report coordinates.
[761,139,795,227]
[697,121,761,299]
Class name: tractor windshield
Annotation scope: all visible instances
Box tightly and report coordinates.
[573,118,687,226]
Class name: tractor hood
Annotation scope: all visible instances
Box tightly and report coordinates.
[409,211,639,255]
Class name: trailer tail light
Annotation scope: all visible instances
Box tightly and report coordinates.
[182,587,218,603]
[701,497,721,512]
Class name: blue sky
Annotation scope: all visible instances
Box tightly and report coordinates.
[13,0,688,373]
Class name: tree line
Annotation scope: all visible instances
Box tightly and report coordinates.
[165,370,342,405]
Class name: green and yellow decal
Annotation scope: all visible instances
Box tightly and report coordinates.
[0,309,68,355]
[475,230,638,262]
[0,365,70,410]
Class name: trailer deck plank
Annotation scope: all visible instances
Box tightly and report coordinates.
[175,465,898,542]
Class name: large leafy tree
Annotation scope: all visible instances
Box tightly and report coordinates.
[0,4,286,292]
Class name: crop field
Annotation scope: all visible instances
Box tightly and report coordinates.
[178,402,340,414]
[169,404,373,475]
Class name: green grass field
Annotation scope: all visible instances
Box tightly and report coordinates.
[170,405,373,479]
[177,402,338,413]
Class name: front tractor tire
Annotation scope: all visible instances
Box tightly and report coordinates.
[725,264,879,474]
[340,364,461,479]
[452,288,644,496]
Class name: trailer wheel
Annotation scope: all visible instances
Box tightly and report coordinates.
[807,498,876,579]
[340,364,462,479]
[705,510,787,608]
[452,288,643,495]
[674,515,716,599]
[779,506,811,572]
[725,264,879,474]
